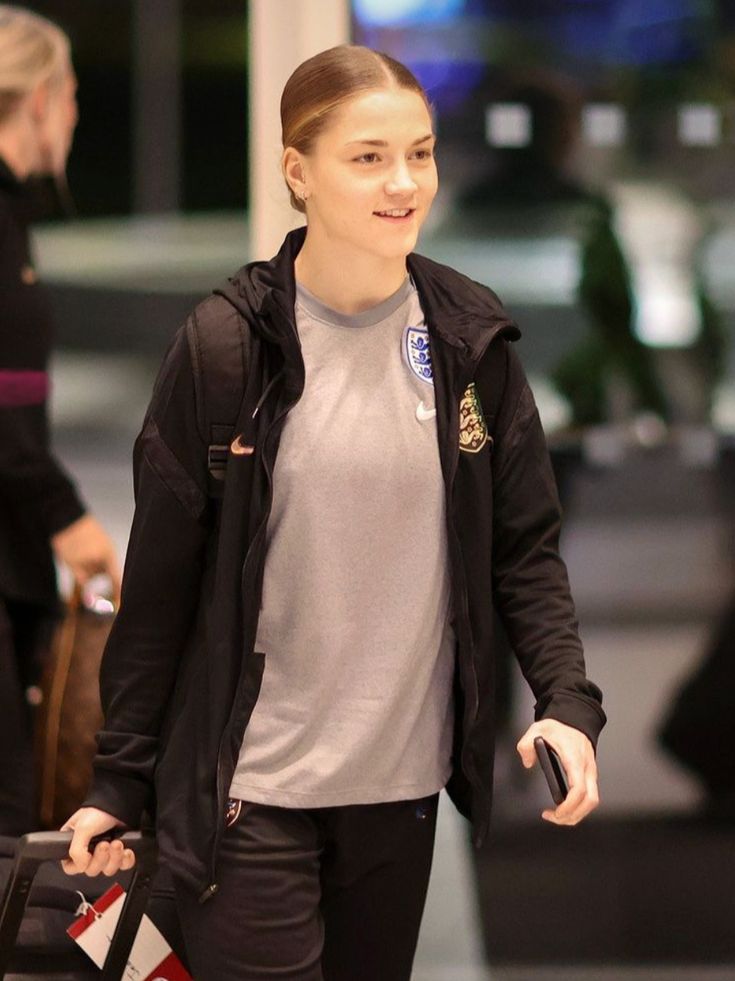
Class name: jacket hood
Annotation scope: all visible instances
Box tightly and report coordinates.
[406,249,520,359]
[0,156,22,192]
[216,226,521,359]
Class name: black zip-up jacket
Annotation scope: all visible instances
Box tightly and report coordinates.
[0,157,85,610]
[86,227,605,898]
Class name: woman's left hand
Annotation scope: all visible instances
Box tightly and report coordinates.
[517,719,599,826]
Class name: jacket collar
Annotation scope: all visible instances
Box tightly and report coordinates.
[0,156,24,194]
[221,225,520,359]
[406,251,520,361]
[231,225,304,331]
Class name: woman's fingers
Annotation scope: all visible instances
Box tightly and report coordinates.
[61,849,90,875]
[542,769,585,824]
[543,756,600,826]
[62,837,135,876]
[515,731,539,769]
[59,807,133,876]
[83,840,111,877]
[100,839,127,876]
[518,720,600,826]
[61,819,95,875]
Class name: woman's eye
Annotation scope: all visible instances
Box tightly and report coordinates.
[411,149,434,161]
[355,152,380,164]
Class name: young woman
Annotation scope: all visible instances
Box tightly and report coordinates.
[63,45,605,981]
[0,4,120,835]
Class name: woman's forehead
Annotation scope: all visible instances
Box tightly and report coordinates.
[325,87,433,143]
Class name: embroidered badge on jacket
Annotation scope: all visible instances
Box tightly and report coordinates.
[459,382,488,453]
[225,798,242,827]
[404,326,433,385]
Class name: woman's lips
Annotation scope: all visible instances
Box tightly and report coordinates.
[373,208,416,223]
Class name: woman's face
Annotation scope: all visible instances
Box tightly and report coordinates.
[36,66,78,176]
[295,86,438,262]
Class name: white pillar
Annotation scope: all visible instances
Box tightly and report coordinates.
[248,0,350,260]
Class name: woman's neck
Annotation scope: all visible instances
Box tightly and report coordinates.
[294,234,409,316]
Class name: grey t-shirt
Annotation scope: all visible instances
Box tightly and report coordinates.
[229,276,455,807]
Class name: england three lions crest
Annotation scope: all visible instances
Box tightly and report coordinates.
[459,382,489,453]
[404,326,434,385]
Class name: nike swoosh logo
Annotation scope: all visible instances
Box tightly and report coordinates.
[416,401,437,422]
[230,435,255,455]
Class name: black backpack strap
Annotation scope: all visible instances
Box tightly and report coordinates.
[185,292,250,492]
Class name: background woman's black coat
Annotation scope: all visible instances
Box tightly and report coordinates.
[0,158,85,612]
[0,157,86,832]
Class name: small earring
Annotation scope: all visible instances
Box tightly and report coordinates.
[301,188,309,201]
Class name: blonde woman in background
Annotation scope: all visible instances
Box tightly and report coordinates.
[0,4,120,834]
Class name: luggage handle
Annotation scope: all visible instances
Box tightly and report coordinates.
[0,830,157,981]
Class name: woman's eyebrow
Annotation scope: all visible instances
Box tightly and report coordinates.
[344,133,435,148]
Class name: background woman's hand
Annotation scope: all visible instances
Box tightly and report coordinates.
[51,514,122,606]
[517,719,599,826]
[60,807,136,876]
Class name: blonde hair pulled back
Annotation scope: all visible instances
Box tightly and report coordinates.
[280,44,431,214]
[0,4,70,124]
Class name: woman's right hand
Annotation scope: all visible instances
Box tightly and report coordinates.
[60,807,136,876]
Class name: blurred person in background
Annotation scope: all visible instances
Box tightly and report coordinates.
[0,4,120,835]
[658,434,735,818]
[61,45,603,981]
[455,72,672,432]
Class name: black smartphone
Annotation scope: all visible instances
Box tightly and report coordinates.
[533,736,569,806]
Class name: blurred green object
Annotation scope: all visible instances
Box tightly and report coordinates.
[553,195,671,427]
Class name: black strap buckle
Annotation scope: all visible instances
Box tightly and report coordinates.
[207,444,229,480]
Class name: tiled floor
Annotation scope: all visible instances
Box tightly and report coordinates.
[414,971,735,981]
[482,970,735,981]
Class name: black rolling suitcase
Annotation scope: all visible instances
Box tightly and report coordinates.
[0,831,156,981]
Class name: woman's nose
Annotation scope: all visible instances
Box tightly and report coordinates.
[385,162,418,195]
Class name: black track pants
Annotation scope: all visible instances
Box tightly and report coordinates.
[174,793,440,981]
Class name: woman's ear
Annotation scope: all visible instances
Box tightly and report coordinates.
[28,80,51,124]
[282,147,308,200]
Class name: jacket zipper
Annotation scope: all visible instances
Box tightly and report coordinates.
[202,378,299,901]
[202,517,269,903]
[448,336,505,795]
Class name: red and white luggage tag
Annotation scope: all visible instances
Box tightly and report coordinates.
[67,883,191,981]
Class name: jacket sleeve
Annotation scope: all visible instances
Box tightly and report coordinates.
[0,404,86,536]
[491,343,606,747]
[83,324,211,826]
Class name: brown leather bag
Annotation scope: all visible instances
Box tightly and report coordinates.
[34,586,115,829]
